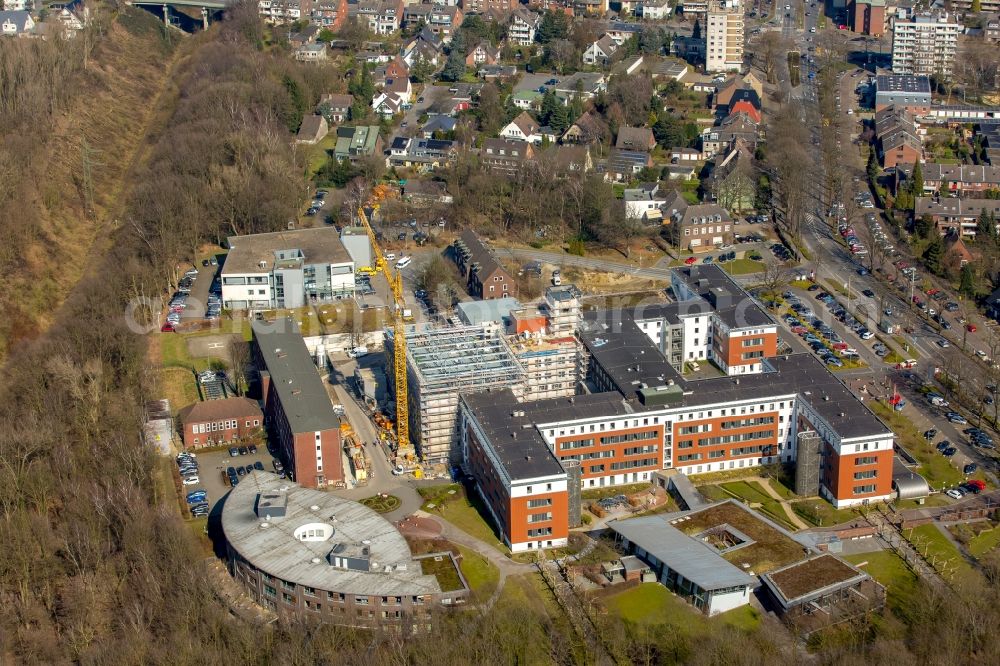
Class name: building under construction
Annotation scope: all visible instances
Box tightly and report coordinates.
[385,324,526,467]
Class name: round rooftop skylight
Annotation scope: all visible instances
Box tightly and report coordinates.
[294,522,334,542]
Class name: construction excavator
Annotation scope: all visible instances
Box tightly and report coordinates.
[356,184,420,476]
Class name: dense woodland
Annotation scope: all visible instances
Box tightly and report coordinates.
[2,4,1000,664]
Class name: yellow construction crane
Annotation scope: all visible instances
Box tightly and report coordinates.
[355,185,417,467]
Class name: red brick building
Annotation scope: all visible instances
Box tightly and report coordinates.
[849,0,885,37]
[252,319,344,489]
[452,229,517,300]
[178,397,263,449]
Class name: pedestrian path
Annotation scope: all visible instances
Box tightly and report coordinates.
[752,476,812,530]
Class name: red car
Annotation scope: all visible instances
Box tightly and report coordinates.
[685,257,698,265]
[967,323,977,333]
[160,322,175,333]
[966,479,986,491]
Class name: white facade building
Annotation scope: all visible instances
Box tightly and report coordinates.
[891,12,960,77]
[705,0,744,73]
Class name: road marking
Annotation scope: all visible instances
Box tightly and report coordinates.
[207,342,224,349]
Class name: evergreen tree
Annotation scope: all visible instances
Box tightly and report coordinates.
[915,214,934,239]
[972,0,982,12]
[537,11,568,44]
[960,263,976,297]
[653,114,683,147]
[867,149,880,183]
[977,208,997,240]
[540,89,560,126]
[692,19,701,41]
[569,92,584,123]
[281,74,307,133]
[923,235,943,274]
[910,161,924,195]
[441,48,467,82]
[549,103,570,133]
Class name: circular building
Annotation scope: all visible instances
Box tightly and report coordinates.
[221,471,468,628]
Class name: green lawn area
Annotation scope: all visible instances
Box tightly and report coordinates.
[790,500,859,528]
[718,481,797,530]
[843,550,918,613]
[723,258,765,276]
[698,484,729,502]
[605,583,760,632]
[457,545,500,597]
[869,402,964,489]
[907,524,971,579]
[419,553,465,592]
[306,133,337,177]
[419,484,508,553]
[967,526,1000,559]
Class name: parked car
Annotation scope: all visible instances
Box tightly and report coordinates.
[963,463,978,475]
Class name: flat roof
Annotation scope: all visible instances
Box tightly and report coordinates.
[455,297,522,326]
[876,74,931,95]
[224,227,352,275]
[671,265,774,329]
[251,318,341,434]
[221,472,444,596]
[761,554,868,607]
[460,389,569,481]
[609,515,756,590]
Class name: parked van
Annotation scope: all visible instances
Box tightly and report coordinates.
[348,346,369,359]
[552,269,562,286]
[395,256,412,269]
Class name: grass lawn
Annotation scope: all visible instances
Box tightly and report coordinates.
[791,500,859,527]
[159,367,200,413]
[419,483,508,553]
[719,481,797,531]
[723,258,765,276]
[306,133,337,177]
[843,550,918,613]
[967,526,1000,559]
[869,402,963,489]
[420,553,465,592]
[698,484,729,502]
[907,524,971,579]
[456,545,500,597]
[605,583,760,632]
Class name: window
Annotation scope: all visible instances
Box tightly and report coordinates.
[528,512,553,523]
[527,498,552,509]
[356,596,369,605]
[853,484,877,495]
[742,337,764,347]
[527,527,553,537]
[854,470,878,480]
[855,455,878,465]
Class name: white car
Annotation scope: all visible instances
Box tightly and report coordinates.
[945,488,963,500]
[182,476,200,485]
[395,256,412,269]
[383,253,396,262]
[347,346,369,359]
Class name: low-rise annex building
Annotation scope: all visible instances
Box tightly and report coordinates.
[222,471,469,627]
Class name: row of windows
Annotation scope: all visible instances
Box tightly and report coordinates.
[623,445,659,456]
[192,418,259,434]
[527,498,552,509]
[741,337,765,347]
[742,350,765,360]
[679,424,708,435]
[855,455,879,465]
[697,429,774,447]
[600,431,659,445]
[528,527,553,537]
[730,445,771,456]
[720,416,775,430]
[854,470,878,480]
[610,457,659,471]
[678,453,702,462]
[528,512,553,524]
[854,484,877,495]
[560,438,595,450]
[562,450,615,462]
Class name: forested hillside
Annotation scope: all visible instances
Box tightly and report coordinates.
[2,4,1000,665]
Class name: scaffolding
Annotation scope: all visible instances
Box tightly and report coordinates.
[507,334,588,402]
[385,324,526,466]
[541,284,583,337]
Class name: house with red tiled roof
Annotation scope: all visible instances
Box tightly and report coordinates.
[178,397,263,449]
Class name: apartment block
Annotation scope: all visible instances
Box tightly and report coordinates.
[705,0,744,73]
[891,12,959,77]
[849,0,885,37]
[252,319,344,489]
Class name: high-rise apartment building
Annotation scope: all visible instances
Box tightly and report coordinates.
[891,12,960,77]
[705,0,744,73]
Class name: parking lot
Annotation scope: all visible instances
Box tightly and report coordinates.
[177,446,283,518]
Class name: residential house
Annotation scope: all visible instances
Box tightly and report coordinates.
[651,58,689,81]
[604,21,643,44]
[178,397,263,449]
[481,138,535,175]
[986,285,1000,322]
[615,126,657,152]
[1,0,26,9]
[512,89,544,110]
[876,106,922,169]
[704,138,756,213]
[509,8,540,45]
[260,0,313,24]
[334,126,384,163]
[539,144,594,174]
[288,24,320,48]
[572,0,609,13]
[317,93,353,123]
[478,64,518,81]
[624,183,668,220]
[452,229,517,300]
[311,0,348,30]
[915,197,1000,237]
[583,34,620,66]
[849,0,886,36]
[555,72,607,100]
[403,38,443,68]
[466,40,501,66]
[421,115,458,137]
[716,87,762,123]
[296,115,330,144]
[943,232,975,267]
[639,0,673,19]
[700,114,759,156]
[897,163,1000,195]
[562,110,610,145]
[357,0,403,35]
[462,0,518,12]
[605,149,654,181]
[428,4,463,40]
[374,56,409,87]
[665,164,697,180]
[401,3,432,29]
[372,93,404,118]
[0,10,33,35]
[500,111,543,144]
[295,43,328,61]
[986,15,1000,42]
[662,191,733,250]
[670,147,702,163]
[382,74,412,104]
[387,136,457,171]
[55,6,86,36]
